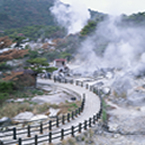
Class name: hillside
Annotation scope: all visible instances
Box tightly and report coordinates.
[0,0,56,30]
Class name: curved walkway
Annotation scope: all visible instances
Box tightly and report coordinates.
[37,78,101,143]
[38,78,101,124]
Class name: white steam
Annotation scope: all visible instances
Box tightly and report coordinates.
[76,16,145,75]
[61,0,145,15]
[50,0,90,34]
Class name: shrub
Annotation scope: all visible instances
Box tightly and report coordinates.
[69,103,78,108]
[0,81,14,93]
[0,93,9,100]
[37,91,44,95]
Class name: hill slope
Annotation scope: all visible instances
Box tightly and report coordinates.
[0,0,56,30]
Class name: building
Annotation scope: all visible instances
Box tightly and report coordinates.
[53,59,66,67]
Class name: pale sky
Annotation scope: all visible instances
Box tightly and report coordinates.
[60,0,145,15]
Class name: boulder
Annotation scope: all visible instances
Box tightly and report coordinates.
[49,108,60,118]
[102,87,111,95]
[13,112,34,122]
[108,123,118,132]
[106,72,114,79]
[5,99,14,103]
[0,117,11,127]
[30,115,48,121]
[127,91,145,106]
[71,97,76,101]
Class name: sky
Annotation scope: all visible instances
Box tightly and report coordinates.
[60,0,145,15]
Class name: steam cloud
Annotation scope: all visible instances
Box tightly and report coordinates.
[74,15,145,100]
[76,16,145,76]
[50,0,90,34]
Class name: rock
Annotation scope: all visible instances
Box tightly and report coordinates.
[71,97,76,101]
[76,136,82,142]
[106,72,114,79]
[30,115,48,121]
[14,98,25,103]
[113,134,120,138]
[142,84,145,88]
[108,123,118,132]
[13,112,34,122]
[5,99,14,103]
[140,106,145,112]
[95,82,104,87]
[6,98,29,103]
[0,117,11,127]
[49,108,60,118]
[127,91,145,106]
[102,87,111,95]
[141,53,145,63]
[31,97,44,104]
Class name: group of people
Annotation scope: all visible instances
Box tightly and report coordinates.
[39,65,70,79]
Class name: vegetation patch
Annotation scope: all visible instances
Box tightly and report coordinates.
[58,101,81,115]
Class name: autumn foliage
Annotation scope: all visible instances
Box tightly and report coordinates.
[0,36,13,49]
[3,71,35,89]
[0,49,29,62]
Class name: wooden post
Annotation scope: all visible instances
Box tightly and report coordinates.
[35,135,38,145]
[75,109,78,117]
[27,125,31,137]
[97,113,99,120]
[40,123,43,134]
[81,102,84,112]
[65,79,67,83]
[90,85,92,91]
[18,138,22,145]
[84,120,87,130]
[99,108,102,116]
[93,87,96,93]
[78,107,81,115]
[81,82,83,87]
[83,94,85,102]
[0,141,3,145]
[56,116,59,127]
[71,126,74,137]
[86,84,88,89]
[93,115,96,124]
[54,76,56,82]
[76,81,78,86]
[61,129,64,140]
[49,132,52,143]
[71,80,74,84]
[78,123,82,133]
[67,113,70,122]
[89,118,92,127]
[49,120,52,131]
[13,127,17,140]
[71,111,74,120]
[62,115,65,124]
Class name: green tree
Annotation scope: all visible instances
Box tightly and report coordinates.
[0,62,12,72]
[25,58,57,87]
[59,52,72,62]
[80,21,97,36]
